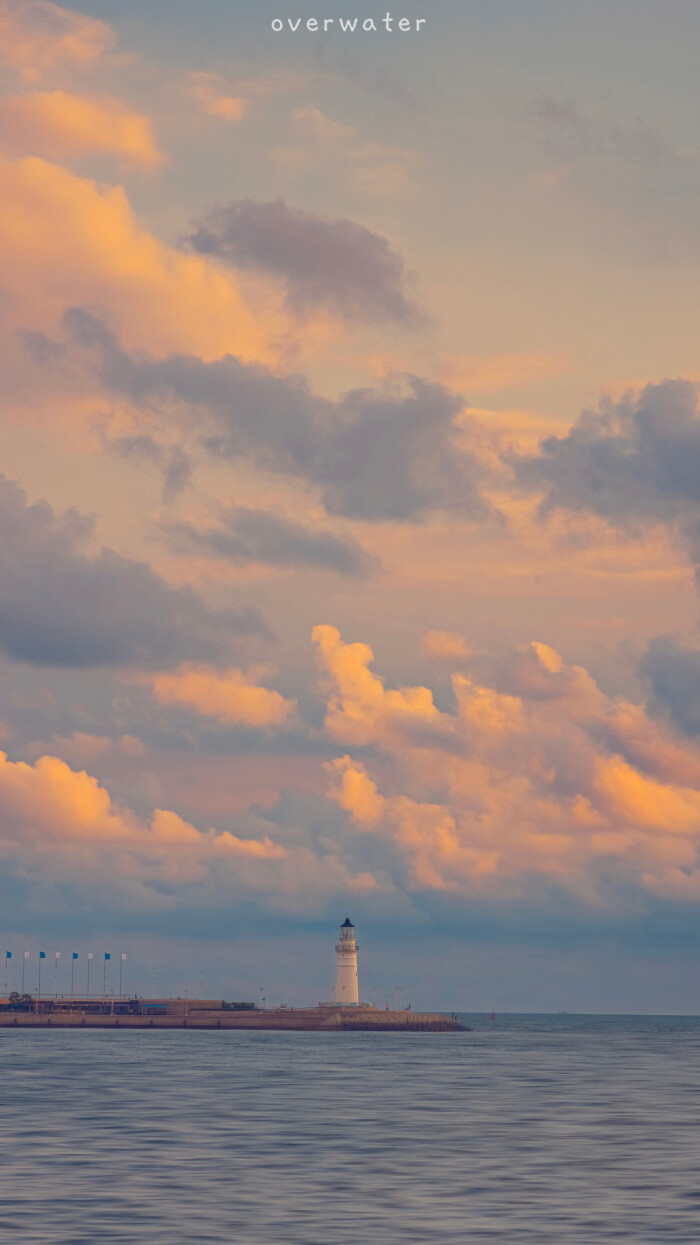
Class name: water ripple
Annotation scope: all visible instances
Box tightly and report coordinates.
[1,1015,699,1242]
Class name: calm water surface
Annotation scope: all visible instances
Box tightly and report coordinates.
[1,1014,699,1243]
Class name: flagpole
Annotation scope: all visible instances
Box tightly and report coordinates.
[21,951,28,994]
[87,953,93,998]
[4,952,8,995]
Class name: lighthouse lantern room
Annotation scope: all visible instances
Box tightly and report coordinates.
[335,918,359,1006]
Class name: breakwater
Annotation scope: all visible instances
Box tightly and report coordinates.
[0,1006,466,1033]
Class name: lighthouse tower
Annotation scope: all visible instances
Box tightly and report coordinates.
[335,918,359,1006]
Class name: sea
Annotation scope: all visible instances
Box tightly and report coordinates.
[1,1014,699,1243]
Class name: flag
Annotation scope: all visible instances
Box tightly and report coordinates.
[87,953,94,961]
[39,951,46,959]
[55,952,61,960]
[104,953,111,961]
[23,951,29,959]
[5,952,11,960]
[121,953,127,961]
[72,952,78,960]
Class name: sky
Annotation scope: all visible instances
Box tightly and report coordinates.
[2,0,700,1012]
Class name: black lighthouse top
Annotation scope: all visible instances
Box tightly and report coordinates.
[341,918,354,928]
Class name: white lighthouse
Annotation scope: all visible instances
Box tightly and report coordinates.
[335,917,359,1006]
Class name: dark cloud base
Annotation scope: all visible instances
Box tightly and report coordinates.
[185,198,428,326]
[0,473,264,668]
[58,307,490,523]
[168,505,380,576]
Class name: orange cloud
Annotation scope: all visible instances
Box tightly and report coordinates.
[214,830,287,858]
[187,73,248,122]
[0,751,123,840]
[595,755,700,835]
[319,627,700,900]
[439,351,570,394]
[187,71,329,126]
[602,702,700,789]
[0,1,113,83]
[0,750,381,907]
[0,91,164,166]
[0,155,273,361]
[147,664,296,729]
[453,676,523,737]
[312,624,438,745]
[325,755,386,828]
[422,629,471,659]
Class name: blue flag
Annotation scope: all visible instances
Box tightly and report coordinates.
[104,953,111,961]
[39,951,46,959]
[5,951,11,960]
[72,952,78,960]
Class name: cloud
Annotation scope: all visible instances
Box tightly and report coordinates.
[187,73,247,122]
[185,199,427,325]
[439,350,570,394]
[0,749,379,918]
[492,641,600,704]
[0,472,263,667]
[422,630,471,660]
[0,1,113,83]
[146,664,296,729]
[521,379,700,520]
[526,94,700,261]
[272,106,420,198]
[5,625,700,923]
[318,626,700,902]
[26,731,145,765]
[313,623,439,746]
[186,70,326,123]
[596,753,700,836]
[530,94,677,171]
[0,748,285,885]
[289,106,356,147]
[110,435,192,502]
[518,379,700,581]
[61,308,491,522]
[0,91,164,167]
[325,754,387,828]
[640,637,700,737]
[168,505,379,576]
[0,156,270,362]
